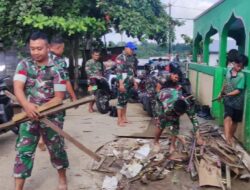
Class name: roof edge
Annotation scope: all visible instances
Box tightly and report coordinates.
[194,0,225,21]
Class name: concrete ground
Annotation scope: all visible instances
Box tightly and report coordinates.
[0,102,250,190]
[0,102,151,190]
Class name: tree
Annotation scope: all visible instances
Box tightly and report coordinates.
[97,0,182,45]
[181,34,193,47]
[0,0,106,89]
[0,0,181,89]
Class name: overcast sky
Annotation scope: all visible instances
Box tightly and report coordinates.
[103,0,220,44]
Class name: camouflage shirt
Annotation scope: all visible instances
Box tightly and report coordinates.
[145,75,159,97]
[155,88,199,131]
[49,53,69,81]
[85,59,103,78]
[115,52,135,81]
[145,71,179,97]
[13,56,66,105]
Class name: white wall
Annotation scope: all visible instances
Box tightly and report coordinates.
[209,53,219,66]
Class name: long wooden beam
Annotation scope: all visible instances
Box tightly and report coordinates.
[0,95,102,161]
[0,96,95,131]
[41,118,101,162]
[12,99,62,122]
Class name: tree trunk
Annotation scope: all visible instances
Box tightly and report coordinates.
[68,37,79,92]
[73,37,79,90]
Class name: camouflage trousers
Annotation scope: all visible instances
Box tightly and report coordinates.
[158,119,180,136]
[156,114,180,136]
[150,95,158,117]
[13,114,69,178]
[117,91,130,109]
[117,80,133,109]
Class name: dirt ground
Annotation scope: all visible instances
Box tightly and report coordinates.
[0,103,250,190]
[0,102,151,190]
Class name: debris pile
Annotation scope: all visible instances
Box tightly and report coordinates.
[92,125,250,190]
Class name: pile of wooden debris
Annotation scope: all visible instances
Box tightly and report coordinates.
[92,124,250,190]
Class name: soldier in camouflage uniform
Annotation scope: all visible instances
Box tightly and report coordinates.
[50,35,77,101]
[154,88,201,153]
[37,35,78,152]
[116,42,137,126]
[145,71,180,117]
[13,32,68,190]
[85,49,102,112]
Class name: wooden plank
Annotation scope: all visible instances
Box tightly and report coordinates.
[221,134,250,171]
[4,90,18,103]
[115,135,168,139]
[0,93,100,161]
[12,99,62,122]
[0,96,95,131]
[210,142,238,163]
[226,165,231,190]
[41,118,102,162]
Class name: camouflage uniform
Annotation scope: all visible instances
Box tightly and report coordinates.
[50,53,70,114]
[85,59,103,78]
[145,71,180,117]
[116,52,136,108]
[13,56,68,178]
[155,88,199,136]
[85,59,103,94]
[144,74,160,117]
[50,53,69,81]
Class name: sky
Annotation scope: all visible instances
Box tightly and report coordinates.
[103,0,220,44]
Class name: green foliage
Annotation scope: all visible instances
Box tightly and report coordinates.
[136,42,168,58]
[0,0,54,46]
[130,41,191,59]
[181,34,193,47]
[23,14,105,36]
[0,0,181,48]
[97,0,182,45]
[0,0,106,47]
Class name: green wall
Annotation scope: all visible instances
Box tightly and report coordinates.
[189,63,250,151]
[193,0,250,151]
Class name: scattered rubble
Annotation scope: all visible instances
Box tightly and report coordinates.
[102,176,118,190]
[93,124,250,190]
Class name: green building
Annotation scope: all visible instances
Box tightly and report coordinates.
[190,0,250,150]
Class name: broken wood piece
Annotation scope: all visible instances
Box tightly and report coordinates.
[2,92,100,161]
[220,181,226,190]
[115,135,168,139]
[41,117,101,162]
[210,142,238,164]
[91,157,107,171]
[154,159,171,179]
[4,90,18,104]
[198,159,222,188]
[187,137,196,172]
[0,96,95,132]
[240,173,250,181]
[225,163,243,170]
[12,99,62,122]
[226,165,231,190]
[216,141,235,154]
[221,134,250,171]
[106,157,116,168]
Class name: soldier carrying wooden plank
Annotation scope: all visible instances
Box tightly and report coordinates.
[13,31,69,190]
